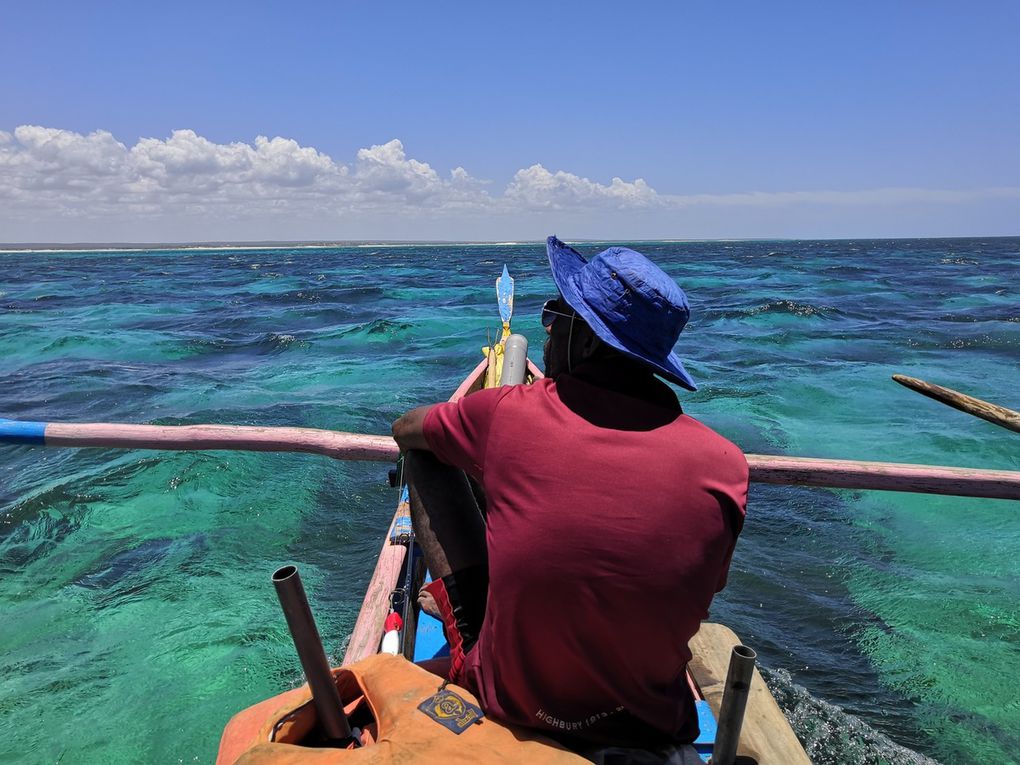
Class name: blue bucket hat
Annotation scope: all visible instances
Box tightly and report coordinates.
[546,235,697,391]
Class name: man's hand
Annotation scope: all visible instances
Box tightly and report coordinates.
[392,405,436,453]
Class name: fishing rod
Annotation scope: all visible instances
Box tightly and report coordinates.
[3,416,1019,500]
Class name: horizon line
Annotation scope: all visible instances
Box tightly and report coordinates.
[3,233,1020,254]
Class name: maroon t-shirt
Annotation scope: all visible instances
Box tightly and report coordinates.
[422,374,748,747]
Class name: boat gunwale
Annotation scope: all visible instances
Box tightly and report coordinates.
[342,357,492,664]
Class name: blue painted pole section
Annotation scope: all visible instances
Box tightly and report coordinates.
[496,264,514,325]
[0,419,48,445]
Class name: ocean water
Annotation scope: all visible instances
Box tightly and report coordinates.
[0,238,1017,765]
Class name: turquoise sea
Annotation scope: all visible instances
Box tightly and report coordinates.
[0,239,1017,765]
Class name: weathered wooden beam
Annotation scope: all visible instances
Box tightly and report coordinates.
[893,374,1020,434]
[746,454,1020,500]
[41,421,402,461]
[4,422,1019,500]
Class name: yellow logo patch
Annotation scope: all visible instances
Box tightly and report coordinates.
[418,688,484,734]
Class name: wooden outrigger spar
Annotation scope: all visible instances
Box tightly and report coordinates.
[892,373,1020,434]
[2,422,1017,500]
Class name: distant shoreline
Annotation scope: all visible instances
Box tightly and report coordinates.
[2,235,1018,254]
[0,241,535,254]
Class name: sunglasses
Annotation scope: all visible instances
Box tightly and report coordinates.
[541,299,576,328]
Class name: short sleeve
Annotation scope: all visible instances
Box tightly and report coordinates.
[714,451,749,592]
[422,387,511,479]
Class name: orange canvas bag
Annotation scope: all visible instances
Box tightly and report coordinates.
[217,653,586,764]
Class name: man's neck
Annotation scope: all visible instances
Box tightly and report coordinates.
[566,359,680,410]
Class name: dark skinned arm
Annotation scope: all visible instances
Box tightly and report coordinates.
[391,404,437,453]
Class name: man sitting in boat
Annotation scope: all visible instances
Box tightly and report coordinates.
[392,236,748,757]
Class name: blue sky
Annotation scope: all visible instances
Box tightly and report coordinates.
[2,1,1019,241]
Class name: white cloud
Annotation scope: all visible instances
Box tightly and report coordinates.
[124,130,348,211]
[505,164,660,210]
[347,140,493,213]
[1,124,1018,240]
[354,139,440,195]
[13,125,128,176]
[0,127,128,201]
[0,127,463,227]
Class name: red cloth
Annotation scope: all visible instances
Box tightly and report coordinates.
[420,578,468,679]
[422,375,748,747]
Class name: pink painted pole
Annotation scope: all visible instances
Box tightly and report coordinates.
[4,418,1019,499]
[45,422,400,462]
